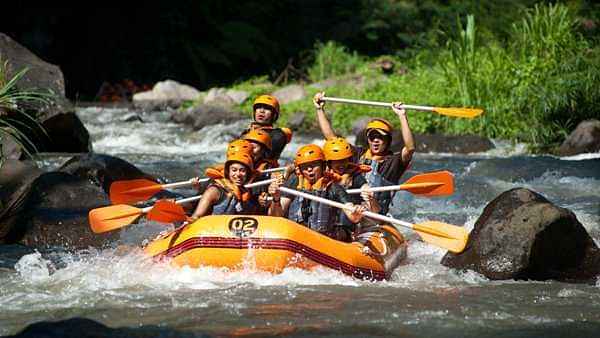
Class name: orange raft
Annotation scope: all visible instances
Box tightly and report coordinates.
[144,215,408,280]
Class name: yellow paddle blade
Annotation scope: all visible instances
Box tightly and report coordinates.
[109,179,162,205]
[89,204,143,233]
[402,171,454,197]
[433,107,484,119]
[412,221,469,253]
[147,200,187,224]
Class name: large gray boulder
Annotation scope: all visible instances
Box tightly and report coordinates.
[441,188,600,282]
[0,33,70,114]
[171,104,244,130]
[203,87,249,107]
[0,171,117,249]
[132,79,202,111]
[273,84,306,104]
[557,119,600,156]
[0,33,91,156]
[58,153,157,193]
[354,130,494,154]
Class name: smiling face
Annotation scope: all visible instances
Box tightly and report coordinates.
[299,160,324,184]
[227,162,249,186]
[367,130,390,155]
[253,105,275,124]
[328,158,349,175]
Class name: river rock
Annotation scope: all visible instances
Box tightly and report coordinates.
[1,133,22,160]
[287,112,306,130]
[132,79,202,110]
[441,188,600,282]
[7,317,207,338]
[203,87,249,107]
[273,84,306,104]
[0,33,71,114]
[0,160,44,235]
[557,119,600,156]
[58,153,157,193]
[355,130,494,154]
[171,104,244,130]
[0,171,117,248]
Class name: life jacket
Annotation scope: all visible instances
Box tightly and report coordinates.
[359,149,400,214]
[287,176,338,234]
[208,178,255,215]
[326,164,371,229]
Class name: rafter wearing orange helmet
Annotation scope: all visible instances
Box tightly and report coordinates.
[189,151,258,221]
[313,91,415,215]
[267,144,366,242]
[241,94,293,164]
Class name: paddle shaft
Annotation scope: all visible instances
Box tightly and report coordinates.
[279,187,415,230]
[162,168,283,189]
[167,178,276,206]
[346,182,442,194]
[321,96,433,112]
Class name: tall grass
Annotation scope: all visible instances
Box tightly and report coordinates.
[307,41,363,82]
[0,58,51,166]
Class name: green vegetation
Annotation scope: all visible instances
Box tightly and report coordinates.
[206,2,599,152]
[0,59,51,166]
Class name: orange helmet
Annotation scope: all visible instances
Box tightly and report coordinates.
[294,144,325,166]
[365,118,393,137]
[253,94,280,121]
[323,137,353,161]
[225,151,254,173]
[242,129,272,151]
[226,139,254,156]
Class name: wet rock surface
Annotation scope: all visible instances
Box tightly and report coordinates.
[557,119,600,156]
[441,188,600,282]
[171,104,244,130]
[58,153,157,193]
[0,172,117,248]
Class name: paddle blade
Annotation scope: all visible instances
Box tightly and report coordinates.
[433,107,483,118]
[146,200,188,224]
[109,179,162,205]
[413,221,469,253]
[89,205,143,233]
[402,171,454,197]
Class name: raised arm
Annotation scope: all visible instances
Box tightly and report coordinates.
[392,102,415,164]
[314,92,337,140]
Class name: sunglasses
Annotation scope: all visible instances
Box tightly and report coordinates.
[368,132,389,141]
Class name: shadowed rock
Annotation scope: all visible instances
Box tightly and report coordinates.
[441,188,600,283]
[0,172,117,248]
[171,104,244,130]
[58,153,157,193]
[6,317,209,338]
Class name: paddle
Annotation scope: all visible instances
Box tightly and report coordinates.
[346,171,453,197]
[321,96,483,119]
[278,186,468,253]
[110,167,287,205]
[91,178,276,233]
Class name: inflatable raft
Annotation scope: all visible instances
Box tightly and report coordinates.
[144,215,407,280]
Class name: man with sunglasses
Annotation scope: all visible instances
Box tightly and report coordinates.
[313,92,415,214]
[239,94,293,164]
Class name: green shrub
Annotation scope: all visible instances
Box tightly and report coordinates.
[307,41,364,82]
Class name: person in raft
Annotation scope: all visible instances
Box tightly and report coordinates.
[241,94,293,163]
[313,92,415,214]
[267,144,366,241]
[188,151,258,222]
[322,137,381,235]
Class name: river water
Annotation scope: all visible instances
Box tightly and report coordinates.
[1,107,599,337]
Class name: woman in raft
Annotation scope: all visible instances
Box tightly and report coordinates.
[313,92,415,214]
[267,144,367,241]
[188,150,259,222]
